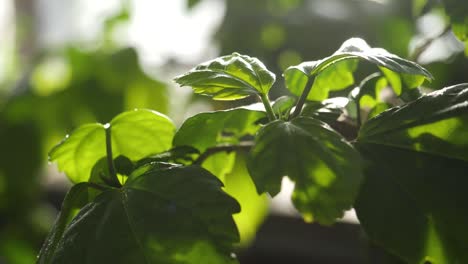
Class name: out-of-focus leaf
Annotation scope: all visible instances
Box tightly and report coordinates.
[248,117,363,225]
[173,108,265,152]
[413,0,429,16]
[367,102,390,120]
[201,152,268,247]
[355,83,468,263]
[284,38,433,100]
[444,0,468,55]
[47,166,240,264]
[223,155,268,246]
[0,239,37,264]
[380,67,425,96]
[174,53,275,100]
[50,109,175,183]
[187,0,202,9]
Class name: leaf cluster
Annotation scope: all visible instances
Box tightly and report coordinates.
[41,37,468,263]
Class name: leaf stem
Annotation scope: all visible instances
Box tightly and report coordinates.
[290,76,314,119]
[259,93,276,121]
[104,124,121,187]
[355,72,382,128]
[194,142,253,165]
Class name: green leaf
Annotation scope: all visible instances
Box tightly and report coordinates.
[49,124,106,183]
[284,38,433,101]
[50,109,175,183]
[109,109,175,160]
[302,97,348,123]
[137,146,200,166]
[38,183,99,264]
[223,155,269,246]
[248,117,363,225]
[358,83,468,160]
[174,53,276,100]
[272,95,296,120]
[413,0,429,16]
[201,153,268,246]
[355,83,468,263]
[444,0,468,54]
[187,0,201,9]
[47,166,240,264]
[173,108,265,152]
[380,67,426,96]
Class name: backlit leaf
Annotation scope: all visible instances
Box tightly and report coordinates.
[284,38,433,100]
[355,83,468,263]
[50,109,175,183]
[248,117,363,225]
[174,53,275,100]
[173,108,265,152]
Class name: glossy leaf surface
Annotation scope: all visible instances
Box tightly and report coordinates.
[284,38,433,100]
[174,53,275,100]
[46,166,240,264]
[355,84,468,263]
[173,108,265,151]
[248,117,363,224]
[50,109,175,183]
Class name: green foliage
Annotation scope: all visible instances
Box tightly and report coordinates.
[355,84,468,263]
[173,108,268,245]
[173,108,265,151]
[41,33,468,264]
[38,183,97,264]
[444,0,468,50]
[50,109,175,183]
[39,166,240,264]
[248,117,362,225]
[284,38,433,101]
[174,53,275,100]
[272,96,296,120]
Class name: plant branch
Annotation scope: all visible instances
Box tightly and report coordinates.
[259,93,276,121]
[194,142,254,165]
[105,124,121,187]
[411,25,452,62]
[290,76,314,119]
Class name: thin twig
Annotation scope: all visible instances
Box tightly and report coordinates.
[105,124,121,187]
[259,93,276,121]
[194,142,254,165]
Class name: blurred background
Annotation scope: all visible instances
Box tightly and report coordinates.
[0,0,467,263]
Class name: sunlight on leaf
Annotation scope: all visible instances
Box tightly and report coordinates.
[50,109,175,183]
[284,38,433,100]
[248,117,362,225]
[173,108,265,152]
[355,83,468,263]
[174,53,275,100]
